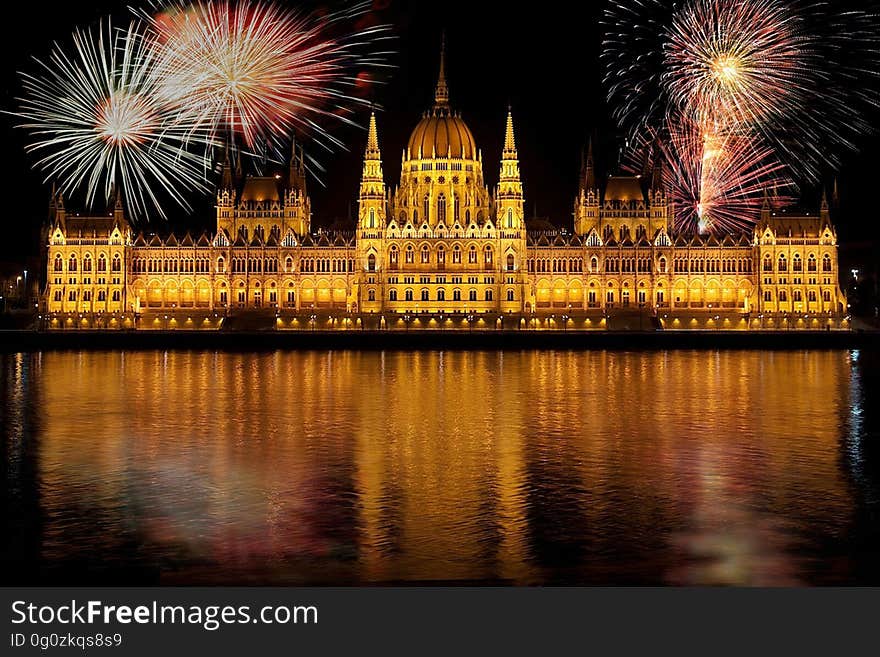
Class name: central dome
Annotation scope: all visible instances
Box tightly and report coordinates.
[407,112,477,160]
[406,37,477,161]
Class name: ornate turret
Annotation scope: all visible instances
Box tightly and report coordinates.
[574,138,600,236]
[496,108,524,231]
[358,111,386,232]
[284,138,310,235]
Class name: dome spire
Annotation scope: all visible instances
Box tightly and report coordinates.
[434,33,449,112]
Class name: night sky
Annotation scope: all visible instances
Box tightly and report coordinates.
[2,0,878,269]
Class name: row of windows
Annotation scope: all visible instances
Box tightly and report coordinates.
[674,259,754,274]
[53,290,121,302]
[386,288,507,302]
[387,245,510,268]
[763,290,832,303]
[530,258,585,273]
[763,254,832,273]
[300,258,355,273]
[54,254,121,273]
[132,258,213,274]
[605,258,660,274]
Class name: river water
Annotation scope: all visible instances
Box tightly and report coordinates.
[3,349,878,585]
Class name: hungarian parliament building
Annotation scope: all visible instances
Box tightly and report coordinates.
[42,50,848,331]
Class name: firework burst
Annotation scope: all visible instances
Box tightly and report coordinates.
[664,0,811,132]
[142,0,392,152]
[604,0,880,233]
[13,21,214,219]
[644,117,793,235]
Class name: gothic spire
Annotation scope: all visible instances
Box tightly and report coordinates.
[365,110,381,159]
[221,146,234,190]
[583,137,596,192]
[434,33,449,111]
[503,107,517,156]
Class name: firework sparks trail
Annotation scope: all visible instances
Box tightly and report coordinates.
[13,21,214,219]
[640,116,793,235]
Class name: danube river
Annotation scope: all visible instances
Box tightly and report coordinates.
[3,349,878,585]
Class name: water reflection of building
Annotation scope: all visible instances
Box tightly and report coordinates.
[40,44,848,332]
[21,350,862,585]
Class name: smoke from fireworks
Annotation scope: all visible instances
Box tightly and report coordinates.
[13,21,214,219]
[603,0,880,234]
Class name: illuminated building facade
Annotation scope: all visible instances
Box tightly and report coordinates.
[42,48,847,330]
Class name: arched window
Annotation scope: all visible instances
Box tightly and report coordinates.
[453,195,460,222]
[507,208,514,228]
[54,255,63,272]
[217,257,226,273]
[484,246,493,265]
[368,254,376,271]
[405,289,414,302]
[423,195,430,223]
[469,289,477,301]
[808,255,817,272]
[465,209,471,223]
[778,255,787,272]
[421,289,429,301]
[764,255,773,272]
[421,246,430,264]
[659,257,667,274]
[591,257,599,273]
[390,289,398,301]
[112,254,121,272]
[437,194,446,224]
[68,255,77,272]
[286,257,294,272]
[389,247,399,269]
[507,289,515,302]
[453,289,462,301]
[438,289,446,301]
[368,289,376,302]
[369,208,376,228]
[83,255,92,272]
[97,255,107,272]
[469,246,478,264]
[437,246,446,266]
[823,254,832,272]
[453,245,462,264]
[507,254,515,271]
[485,289,493,302]
[793,254,803,272]
[405,245,415,264]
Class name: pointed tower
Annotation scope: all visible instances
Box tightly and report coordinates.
[358,111,386,233]
[284,139,311,236]
[434,33,450,114]
[496,108,524,231]
[216,148,235,234]
[494,108,528,313]
[574,138,600,236]
[357,111,387,313]
[648,144,673,235]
